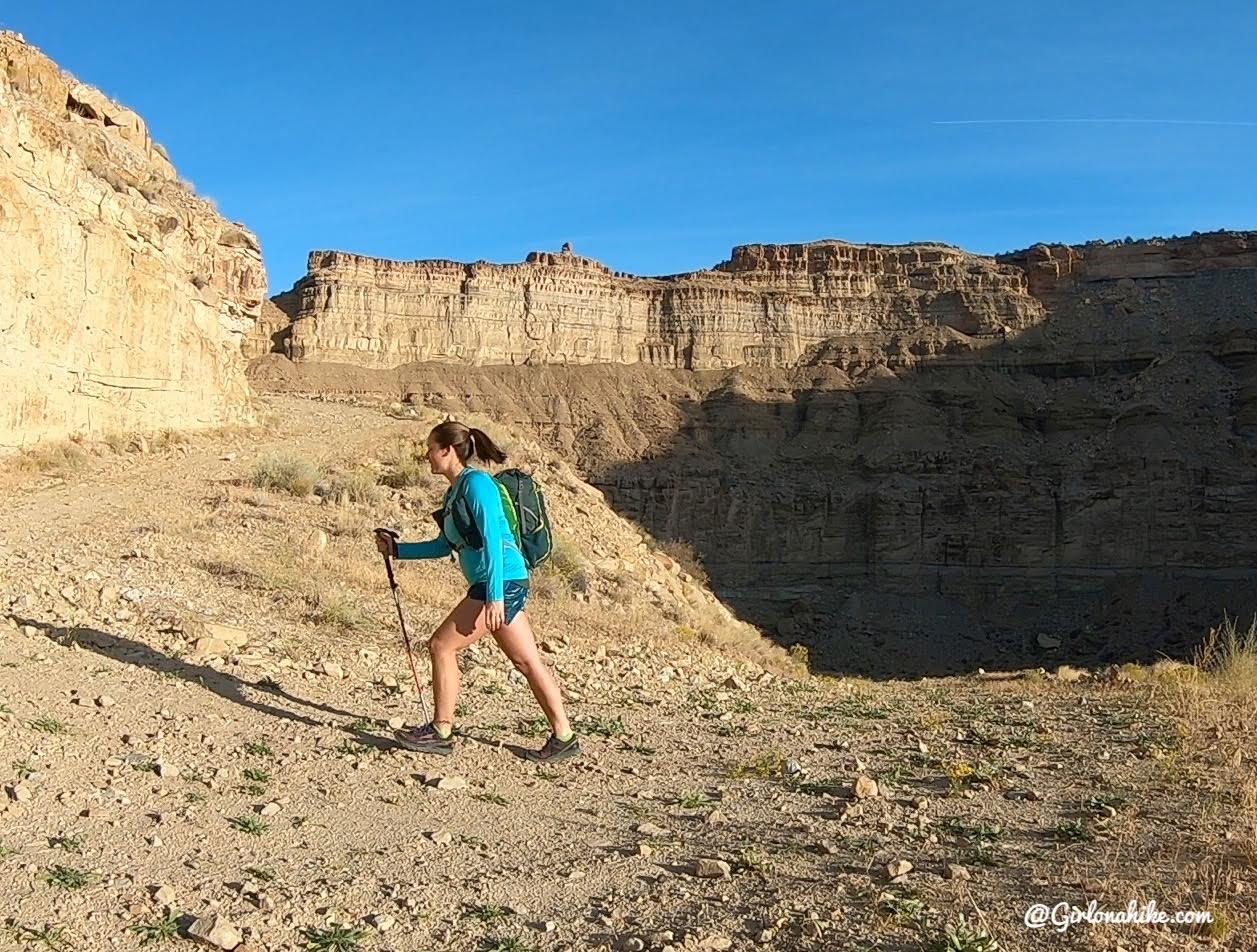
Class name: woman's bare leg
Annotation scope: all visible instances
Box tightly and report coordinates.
[492,610,572,738]
[428,597,490,730]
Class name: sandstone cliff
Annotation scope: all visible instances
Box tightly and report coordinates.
[0,33,265,450]
[274,242,1044,370]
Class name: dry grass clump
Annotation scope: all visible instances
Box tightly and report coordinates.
[249,452,320,496]
[654,538,709,586]
[320,467,379,505]
[376,439,427,488]
[14,438,90,476]
[538,536,587,593]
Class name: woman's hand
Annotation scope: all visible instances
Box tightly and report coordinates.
[484,600,505,632]
[374,530,398,558]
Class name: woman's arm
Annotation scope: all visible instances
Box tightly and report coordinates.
[466,473,506,602]
[396,536,452,560]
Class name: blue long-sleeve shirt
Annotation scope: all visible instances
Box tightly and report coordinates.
[395,467,527,602]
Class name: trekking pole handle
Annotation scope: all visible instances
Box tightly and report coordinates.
[374,528,400,586]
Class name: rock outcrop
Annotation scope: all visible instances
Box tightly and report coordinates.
[273,242,1044,369]
[0,33,265,450]
[250,231,1257,675]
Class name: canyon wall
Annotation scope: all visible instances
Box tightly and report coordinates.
[0,33,266,450]
[276,242,1044,370]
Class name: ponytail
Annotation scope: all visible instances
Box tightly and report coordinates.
[468,427,507,465]
[429,420,508,465]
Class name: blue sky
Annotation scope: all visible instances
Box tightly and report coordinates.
[7,2,1256,293]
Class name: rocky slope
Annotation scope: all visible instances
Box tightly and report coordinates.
[0,32,265,451]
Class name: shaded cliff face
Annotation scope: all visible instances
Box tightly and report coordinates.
[275,242,1044,370]
[0,33,266,449]
[250,231,1257,676]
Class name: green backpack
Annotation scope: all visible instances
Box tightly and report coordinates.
[436,469,554,570]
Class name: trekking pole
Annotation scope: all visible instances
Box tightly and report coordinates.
[374,528,429,723]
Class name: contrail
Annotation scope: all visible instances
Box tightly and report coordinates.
[933,118,1257,127]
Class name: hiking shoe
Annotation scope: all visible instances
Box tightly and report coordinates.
[393,722,455,755]
[524,733,580,763]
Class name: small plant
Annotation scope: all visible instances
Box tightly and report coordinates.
[131,759,159,774]
[1050,814,1091,845]
[964,842,1003,868]
[1084,794,1127,815]
[42,865,95,890]
[1051,818,1094,843]
[338,739,369,757]
[7,922,73,951]
[688,689,718,711]
[243,767,271,784]
[346,717,373,733]
[185,791,207,804]
[0,701,12,714]
[13,758,36,778]
[577,715,624,738]
[482,939,533,952]
[923,914,1000,952]
[228,815,268,836]
[465,904,513,923]
[129,911,180,944]
[244,740,274,757]
[30,716,67,735]
[306,592,369,631]
[180,766,207,784]
[944,760,975,794]
[0,843,18,859]
[672,791,711,809]
[237,783,267,797]
[619,741,656,756]
[244,866,276,882]
[249,452,319,496]
[941,818,1004,841]
[301,925,368,952]
[729,751,785,779]
[735,845,773,874]
[517,716,549,738]
[878,893,927,925]
[50,835,84,853]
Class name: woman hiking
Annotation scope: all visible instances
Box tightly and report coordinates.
[374,420,579,763]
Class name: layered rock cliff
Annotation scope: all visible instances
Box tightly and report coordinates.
[0,33,265,450]
[274,242,1044,369]
[251,231,1257,675]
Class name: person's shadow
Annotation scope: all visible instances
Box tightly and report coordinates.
[15,615,366,729]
